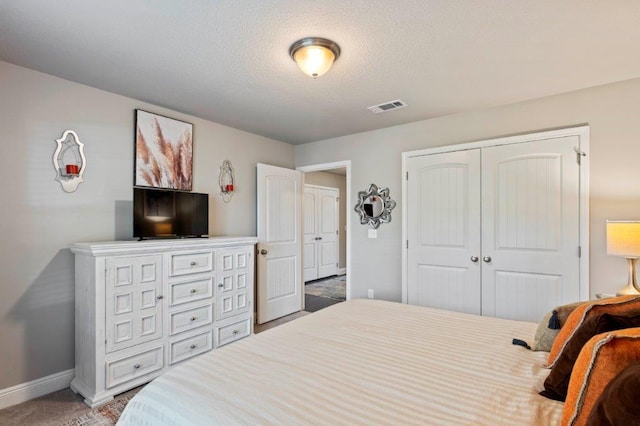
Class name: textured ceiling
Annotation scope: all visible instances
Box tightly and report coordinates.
[2,1,640,145]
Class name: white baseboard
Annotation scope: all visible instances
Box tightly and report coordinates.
[0,369,74,410]
[338,268,346,276]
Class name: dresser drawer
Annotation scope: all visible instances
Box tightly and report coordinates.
[170,331,213,365]
[215,317,251,348]
[170,304,213,335]
[106,346,163,389]
[169,276,213,306]
[169,251,213,276]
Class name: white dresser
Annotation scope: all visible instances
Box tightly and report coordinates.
[70,237,257,407]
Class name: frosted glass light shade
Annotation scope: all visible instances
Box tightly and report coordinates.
[607,221,640,257]
[293,46,335,78]
[289,37,341,79]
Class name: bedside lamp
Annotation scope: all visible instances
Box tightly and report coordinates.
[607,221,640,295]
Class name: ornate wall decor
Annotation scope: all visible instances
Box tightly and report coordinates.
[354,183,396,229]
[135,109,193,190]
[53,130,86,193]
[219,160,235,203]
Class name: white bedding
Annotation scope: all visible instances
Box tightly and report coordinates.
[118,299,562,425]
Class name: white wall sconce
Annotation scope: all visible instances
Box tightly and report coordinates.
[53,130,86,193]
[219,160,235,203]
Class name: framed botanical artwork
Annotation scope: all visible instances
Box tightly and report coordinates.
[135,109,193,190]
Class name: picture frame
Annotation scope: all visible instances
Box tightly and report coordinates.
[134,109,193,191]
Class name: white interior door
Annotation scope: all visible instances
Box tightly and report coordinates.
[257,164,303,324]
[303,187,318,282]
[406,149,482,314]
[481,136,581,322]
[316,187,339,279]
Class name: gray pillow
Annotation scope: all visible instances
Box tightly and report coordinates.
[532,301,586,352]
[532,310,561,351]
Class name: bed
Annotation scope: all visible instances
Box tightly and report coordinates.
[118,299,562,425]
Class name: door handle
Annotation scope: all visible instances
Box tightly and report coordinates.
[260,249,268,255]
[470,256,479,263]
[483,256,492,263]
[315,237,323,240]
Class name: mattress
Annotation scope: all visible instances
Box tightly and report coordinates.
[118,299,562,425]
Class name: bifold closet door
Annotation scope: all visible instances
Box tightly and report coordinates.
[406,149,482,315]
[303,186,338,282]
[480,137,581,322]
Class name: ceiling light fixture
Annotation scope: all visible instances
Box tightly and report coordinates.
[289,37,341,79]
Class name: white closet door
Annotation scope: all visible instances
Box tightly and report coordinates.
[303,187,318,282]
[317,188,338,279]
[303,186,338,281]
[406,149,482,314]
[481,136,581,322]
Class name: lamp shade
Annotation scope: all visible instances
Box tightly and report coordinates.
[289,37,341,79]
[606,221,640,257]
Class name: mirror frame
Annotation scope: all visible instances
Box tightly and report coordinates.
[354,183,396,229]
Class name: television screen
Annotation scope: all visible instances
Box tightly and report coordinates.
[133,188,208,239]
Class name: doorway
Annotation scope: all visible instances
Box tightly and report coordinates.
[298,161,351,312]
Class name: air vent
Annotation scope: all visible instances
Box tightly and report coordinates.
[367,99,407,114]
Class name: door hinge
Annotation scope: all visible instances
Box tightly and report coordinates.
[578,246,582,257]
[574,147,586,165]
[406,240,409,249]
[336,263,338,267]
[336,197,339,202]
[336,230,339,235]
[406,171,408,180]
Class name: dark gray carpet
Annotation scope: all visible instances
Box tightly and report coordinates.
[305,294,342,313]
[305,275,346,301]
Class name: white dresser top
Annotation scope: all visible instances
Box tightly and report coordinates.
[71,236,258,256]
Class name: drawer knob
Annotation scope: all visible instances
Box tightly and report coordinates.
[190,289,197,294]
[190,344,197,349]
[190,261,197,266]
[157,295,163,300]
[133,364,141,370]
[190,316,197,321]
[232,329,238,335]
[218,283,224,288]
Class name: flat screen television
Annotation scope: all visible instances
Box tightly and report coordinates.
[133,188,208,240]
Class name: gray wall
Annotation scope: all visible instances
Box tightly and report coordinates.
[0,60,294,390]
[304,171,347,270]
[295,77,640,302]
[4,56,640,393]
